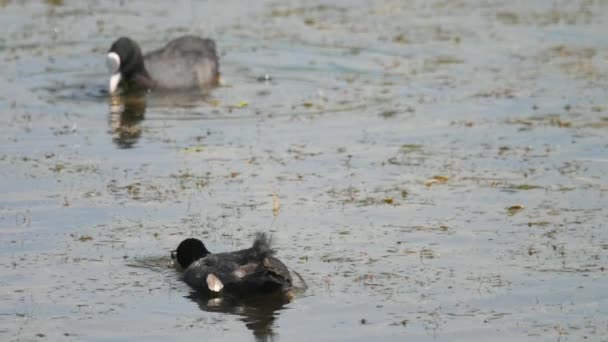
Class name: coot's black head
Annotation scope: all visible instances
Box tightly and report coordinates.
[174,238,210,269]
[106,37,146,93]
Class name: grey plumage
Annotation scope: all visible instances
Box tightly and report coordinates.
[107,35,219,93]
[250,232,275,259]
[144,36,219,91]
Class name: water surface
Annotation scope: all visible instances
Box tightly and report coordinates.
[1,0,607,341]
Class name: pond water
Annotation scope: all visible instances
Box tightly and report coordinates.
[1,0,607,341]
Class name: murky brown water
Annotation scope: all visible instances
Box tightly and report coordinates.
[1,0,607,341]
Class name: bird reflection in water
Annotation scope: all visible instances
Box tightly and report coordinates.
[186,291,290,342]
[108,94,146,148]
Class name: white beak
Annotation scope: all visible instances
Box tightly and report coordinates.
[106,52,121,94]
[109,73,122,94]
[106,52,120,73]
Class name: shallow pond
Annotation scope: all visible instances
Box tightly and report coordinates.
[1,0,607,341]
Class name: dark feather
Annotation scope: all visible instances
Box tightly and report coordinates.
[250,232,275,260]
[179,232,292,296]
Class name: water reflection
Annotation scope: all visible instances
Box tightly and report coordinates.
[129,256,288,341]
[109,94,146,149]
[186,291,290,342]
[107,90,218,148]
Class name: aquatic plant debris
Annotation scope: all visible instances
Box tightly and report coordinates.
[425,175,449,187]
[182,146,205,153]
[507,205,525,215]
[272,192,281,218]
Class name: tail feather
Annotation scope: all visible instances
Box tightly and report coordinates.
[251,232,275,260]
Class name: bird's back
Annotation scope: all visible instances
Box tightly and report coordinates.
[144,36,219,91]
[182,233,292,294]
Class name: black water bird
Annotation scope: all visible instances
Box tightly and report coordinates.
[106,36,219,94]
[173,233,293,296]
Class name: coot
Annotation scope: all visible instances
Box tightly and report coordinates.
[173,233,293,296]
[106,36,219,94]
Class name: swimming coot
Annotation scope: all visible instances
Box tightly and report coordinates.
[106,36,219,94]
[173,233,293,296]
